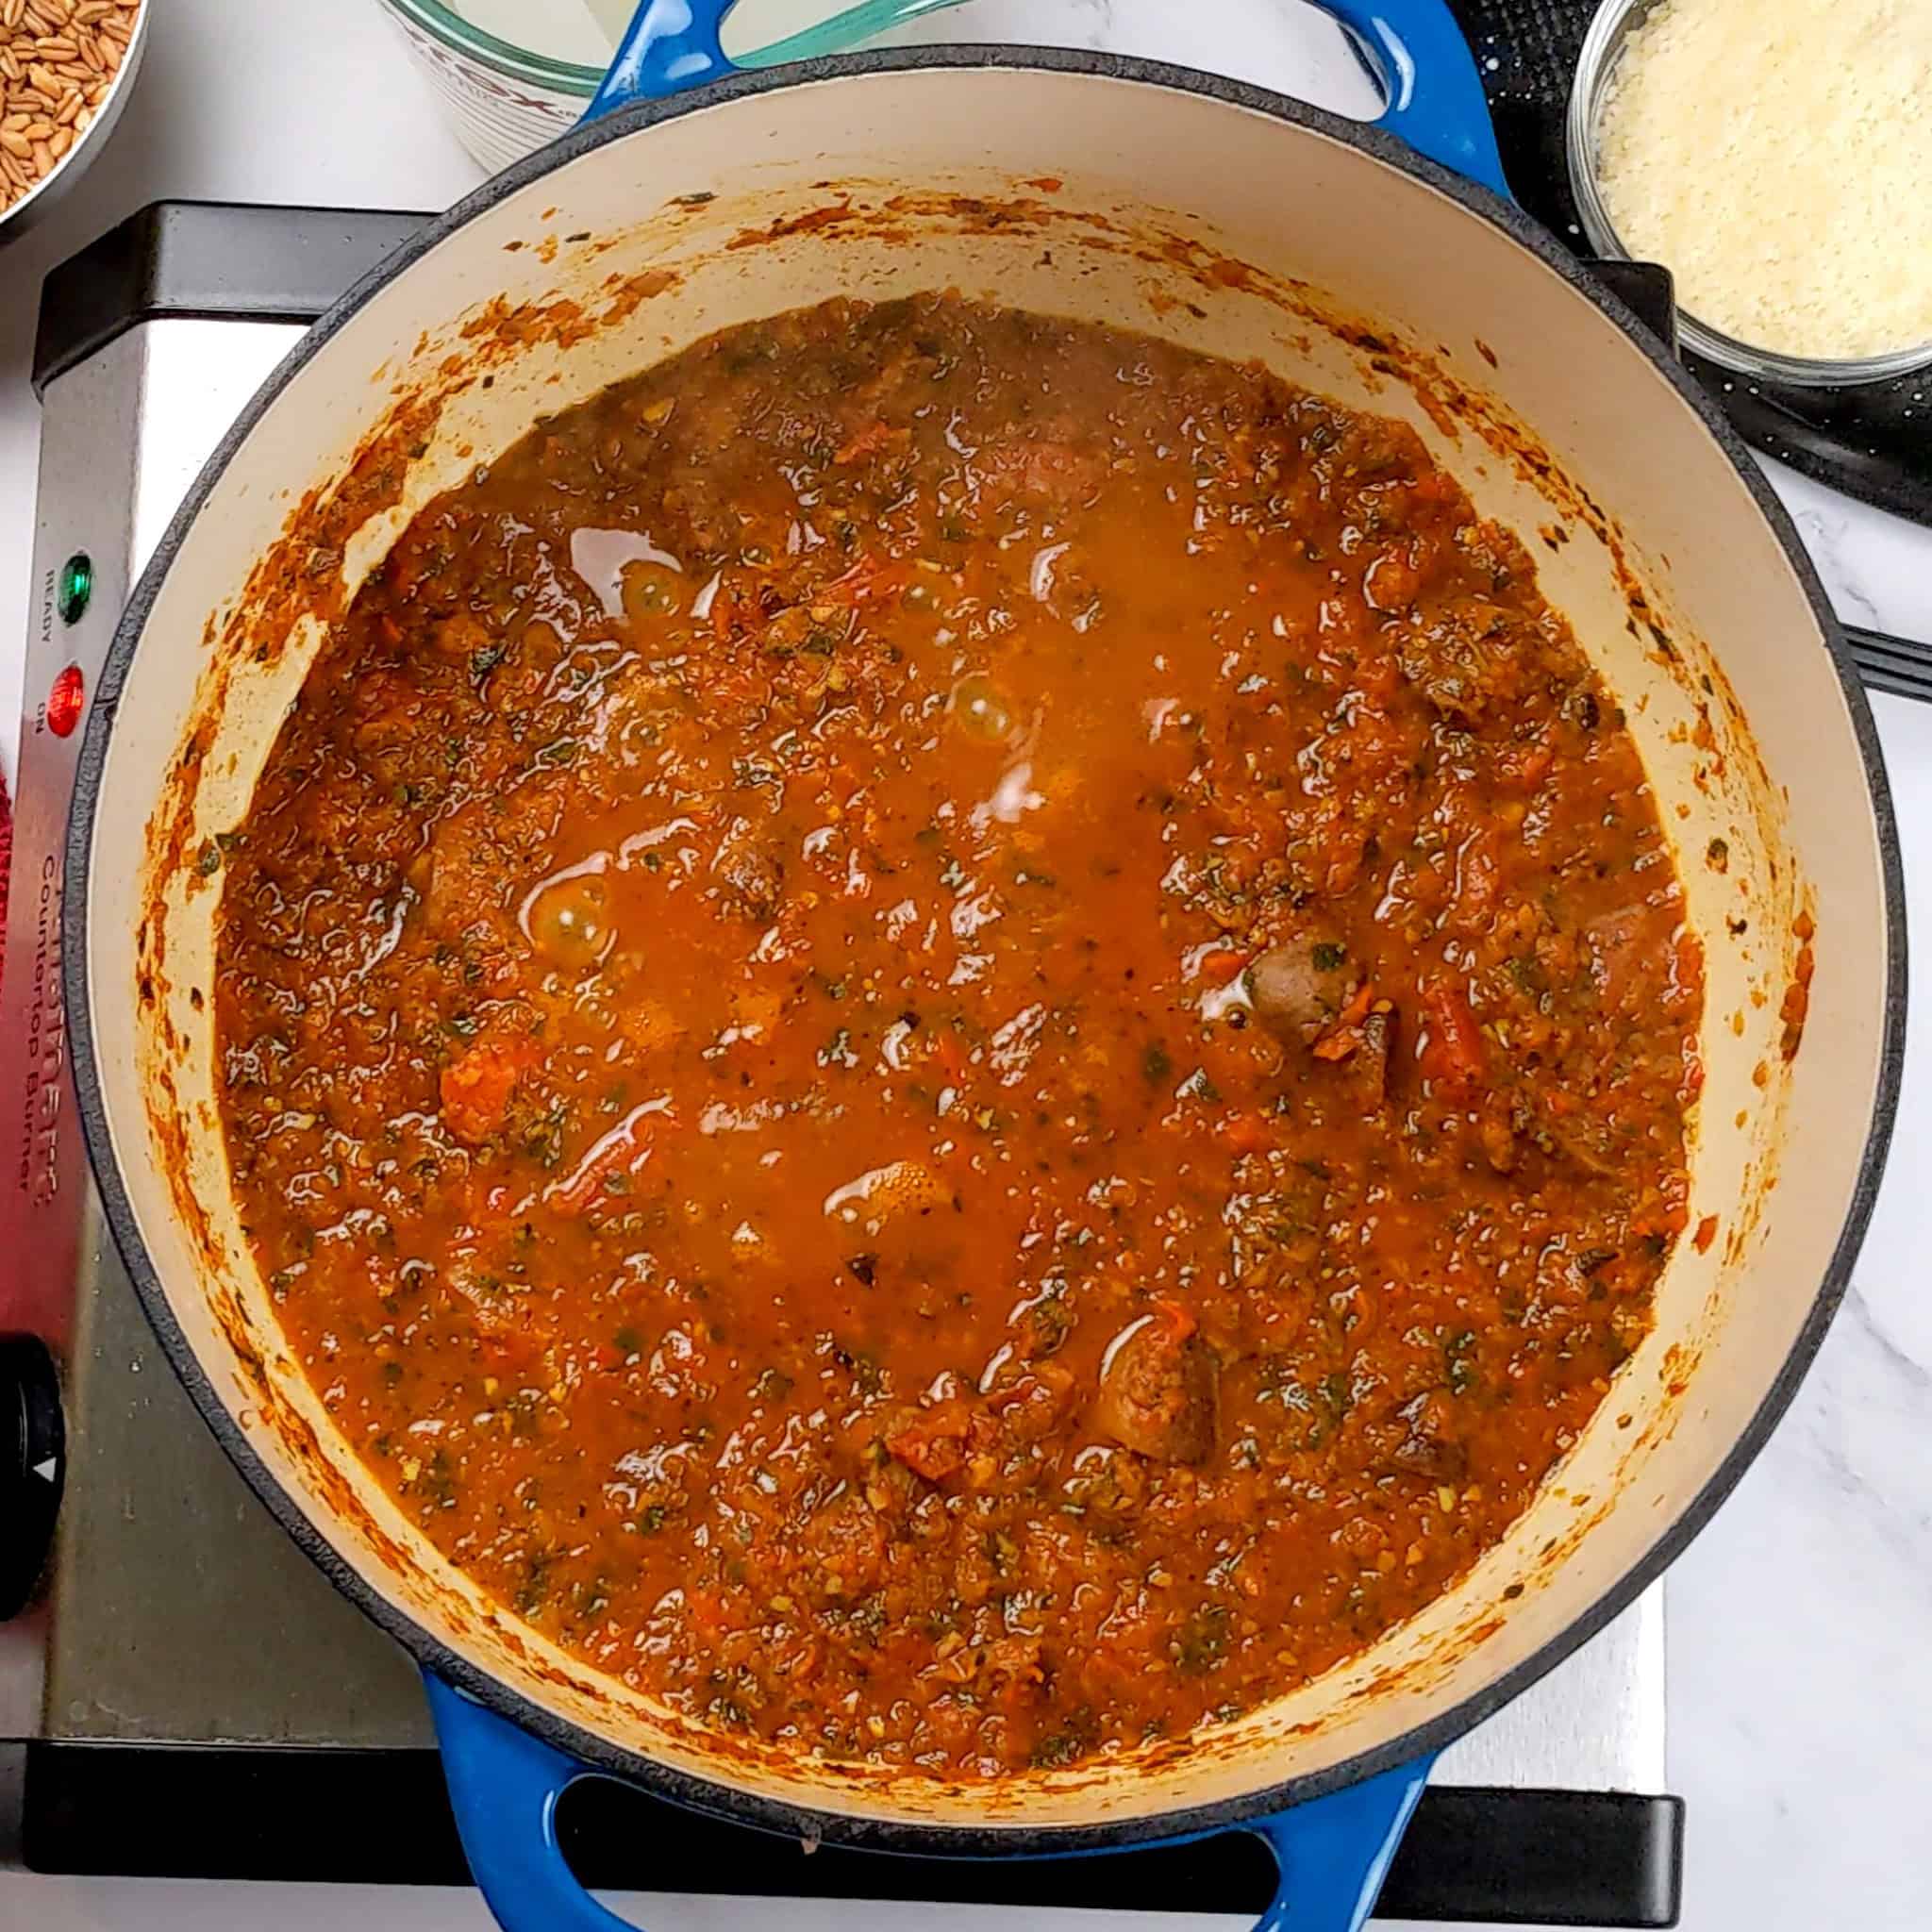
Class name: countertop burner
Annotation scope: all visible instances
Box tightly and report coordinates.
[0,203,1682,1927]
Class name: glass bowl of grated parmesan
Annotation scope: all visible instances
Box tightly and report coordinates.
[1567,0,1932,386]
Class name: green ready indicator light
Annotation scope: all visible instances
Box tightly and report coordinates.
[57,553,92,625]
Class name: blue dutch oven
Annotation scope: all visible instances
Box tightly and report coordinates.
[64,4,1902,1930]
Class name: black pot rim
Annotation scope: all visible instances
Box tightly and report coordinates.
[63,42,1907,1863]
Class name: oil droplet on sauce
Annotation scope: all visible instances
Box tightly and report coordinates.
[950,672,1014,744]
[570,526,682,619]
[520,853,616,969]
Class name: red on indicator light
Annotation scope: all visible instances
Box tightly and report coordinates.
[47,664,85,739]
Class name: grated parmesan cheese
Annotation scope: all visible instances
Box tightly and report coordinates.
[1595,0,1932,360]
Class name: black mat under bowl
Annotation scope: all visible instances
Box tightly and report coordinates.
[1451,0,1930,526]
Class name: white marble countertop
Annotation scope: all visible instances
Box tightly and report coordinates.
[1,3,1926,1928]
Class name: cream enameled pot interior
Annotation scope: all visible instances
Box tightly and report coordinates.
[81,62,1890,1832]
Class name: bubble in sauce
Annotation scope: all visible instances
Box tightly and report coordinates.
[823,1159,954,1235]
[523,868,615,970]
[950,673,1014,744]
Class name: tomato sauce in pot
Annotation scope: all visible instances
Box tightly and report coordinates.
[214,295,1700,1776]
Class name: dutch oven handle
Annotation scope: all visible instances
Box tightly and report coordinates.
[431,1674,1435,1931]
[1320,1,1510,196]
[583,0,1512,203]
[430,1677,636,1932]
[440,8,1491,1931]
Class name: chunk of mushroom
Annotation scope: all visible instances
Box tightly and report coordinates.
[1093,1304,1218,1465]
[1245,938,1355,1046]
[1348,1007,1393,1108]
[710,816,785,922]
[1389,1390,1469,1483]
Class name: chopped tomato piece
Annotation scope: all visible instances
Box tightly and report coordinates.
[814,553,905,607]
[1311,980,1376,1060]
[1419,983,1485,1096]
[1197,948,1247,987]
[711,574,753,643]
[833,421,908,465]
[476,1328,540,1372]
[886,1401,974,1482]
[932,1029,969,1082]
[1218,1111,1277,1155]
[548,1106,660,1218]
[1498,739,1554,790]
[440,1036,535,1144]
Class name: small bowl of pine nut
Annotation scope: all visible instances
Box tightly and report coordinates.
[0,0,146,238]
